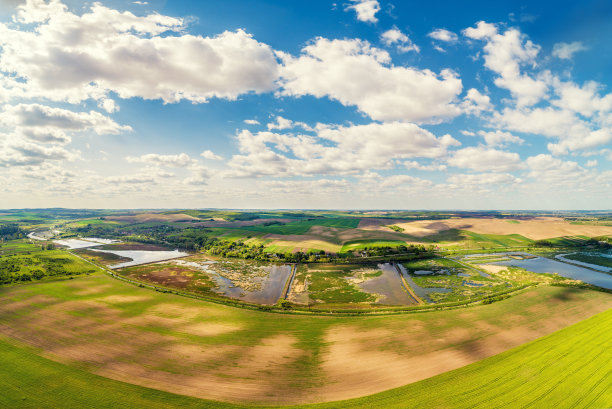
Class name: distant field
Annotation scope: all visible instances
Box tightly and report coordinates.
[242,218,361,235]
[0,274,610,405]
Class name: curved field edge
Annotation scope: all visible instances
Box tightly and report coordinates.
[0,307,610,409]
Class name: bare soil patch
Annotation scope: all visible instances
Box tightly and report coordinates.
[394,217,612,239]
[106,213,199,223]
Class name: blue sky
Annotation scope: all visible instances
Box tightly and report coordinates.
[1,0,611,209]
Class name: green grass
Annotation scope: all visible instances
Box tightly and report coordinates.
[297,264,378,304]
[242,218,360,235]
[402,258,512,303]
[0,301,610,408]
[1,242,98,284]
[340,239,407,252]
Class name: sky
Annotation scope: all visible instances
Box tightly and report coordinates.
[1,0,612,210]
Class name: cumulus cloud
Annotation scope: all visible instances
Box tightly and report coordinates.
[126,153,195,167]
[403,160,447,171]
[228,122,459,177]
[428,28,458,42]
[447,146,523,172]
[478,130,524,147]
[380,27,419,53]
[260,178,351,194]
[0,134,79,167]
[0,103,130,135]
[551,79,612,117]
[447,173,520,185]
[279,37,463,123]
[266,115,312,131]
[201,150,223,160]
[183,164,210,185]
[552,41,587,60]
[526,154,587,185]
[105,175,155,184]
[462,88,493,115]
[463,21,547,106]
[493,107,612,155]
[243,119,260,125]
[345,0,380,23]
[0,2,279,104]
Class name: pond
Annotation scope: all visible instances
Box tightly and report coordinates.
[357,263,419,305]
[54,238,105,249]
[554,253,612,273]
[91,248,189,268]
[490,254,612,290]
[173,259,293,305]
[395,264,451,303]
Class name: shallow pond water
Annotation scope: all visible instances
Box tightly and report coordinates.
[395,264,451,303]
[54,238,105,249]
[491,254,612,290]
[174,260,293,305]
[357,263,419,305]
[92,248,189,268]
[555,254,612,273]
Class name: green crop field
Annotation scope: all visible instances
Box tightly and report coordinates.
[0,285,610,408]
[340,239,407,252]
[242,218,360,235]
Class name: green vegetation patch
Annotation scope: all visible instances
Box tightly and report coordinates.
[242,218,360,235]
[403,258,513,303]
[0,242,97,285]
[560,252,612,269]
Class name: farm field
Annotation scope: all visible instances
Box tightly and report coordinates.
[1,306,610,408]
[0,272,610,405]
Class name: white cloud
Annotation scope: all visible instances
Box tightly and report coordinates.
[494,107,612,155]
[266,115,312,131]
[448,146,523,172]
[478,130,524,147]
[183,164,210,185]
[585,159,597,167]
[462,88,493,115]
[201,150,223,160]
[552,41,587,60]
[403,160,447,171]
[0,103,130,135]
[462,21,497,40]
[460,130,476,136]
[551,79,612,117]
[0,2,279,104]
[428,28,458,42]
[463,22,548,106]
[379,174,433,189]
[228,122,459,177]
[380,27,419,53]
[98,98,118,113]
[345,0,380,23]
[105,175,155,184]
[0,134,79,167]
[260,179,351,194]
[526,154,587,185]
[279,37,463,123]
[447,173,520,185]
[126,153,195,167]
[244,119,260,125]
